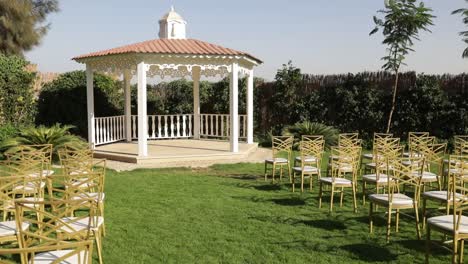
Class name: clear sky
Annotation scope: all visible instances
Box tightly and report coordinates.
[25,0,467,80]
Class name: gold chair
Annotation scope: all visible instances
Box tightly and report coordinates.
[369,157,424,242]
[416,143,447,192]
[362,143,402,205]
[362,133,393,161]
[5,144,54,178]
[0,175,35,245]
[264,136,293,182]
[13,199,96,264]
[47,172,105,264]
[293,135,324,167]
[58,147,106,176]
[422,154,468,229]
[425,155,468,264]
[291,139,324,192]
[319,146,361,213]
[364,137,401,174]
[404,132,432,158]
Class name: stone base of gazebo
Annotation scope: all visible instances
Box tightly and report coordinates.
[93,139,258,164]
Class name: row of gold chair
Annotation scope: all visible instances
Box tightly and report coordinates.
[0,144,106,264]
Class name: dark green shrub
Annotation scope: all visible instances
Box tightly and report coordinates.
[0,55,36,126]
[282,121,339,149]
[36,71,123,139]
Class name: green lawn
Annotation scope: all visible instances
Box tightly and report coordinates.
[102,163,452,263]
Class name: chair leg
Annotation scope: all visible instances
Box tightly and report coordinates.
[422,198,427,229]
[395,209,400,232]
[272,163,276,182]
[369,202,373,234]
[292,172,296,192]
[288,163,292,183]
[301,173,304,193]
[264,163,268,181]
[94,229,104,264]
[340,187,344,207]
[460,240,465,264]
[330,185,335,212]
[386,206,392,243]
[319,182,323,208]
[415,202,422,240]
[454,237,459,264]
[310,174,313,191]
[425,226,431,264]
[352,184,357,213]
[362,181,366,205]
[279,165,283,182]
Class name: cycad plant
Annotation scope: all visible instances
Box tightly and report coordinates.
[0,124,86,160]
[452,0,468,58]
[282,121,339,149]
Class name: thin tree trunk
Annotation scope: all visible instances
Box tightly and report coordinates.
[386,70,399,133]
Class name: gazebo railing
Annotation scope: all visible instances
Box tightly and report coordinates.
[200,114,247,139]
[131,114,193,140]
[95,115,126,145]
[94,113,247,146]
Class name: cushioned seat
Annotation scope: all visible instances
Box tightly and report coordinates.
[292,166,319,173]
[70,170,90,176]
[362,173,392,184]
[32,249,88,264]
[319,177,352,186]
[265,158,288,164]
[403,152,423,158]
[412,171,438,182]
[369,193,413,206]
[0,221,29,237]
[422,190,464,202]
[71,192,106,202]
[295,156,317,163]
[58,216,104,233]
[29,169,55,178]
[13,182,46,192]
[427,215,468,233]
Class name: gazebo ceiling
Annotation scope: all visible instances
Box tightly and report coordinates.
[73,38,262,64]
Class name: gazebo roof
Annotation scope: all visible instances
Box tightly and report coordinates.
[73,38,262,64]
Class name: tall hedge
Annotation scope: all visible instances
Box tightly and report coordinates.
[35,71,123,139]
[0,55,36,126]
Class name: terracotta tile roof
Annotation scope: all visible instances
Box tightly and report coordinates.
[73,38,262,63]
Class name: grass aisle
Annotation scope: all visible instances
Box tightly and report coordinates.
[103,163,450,263]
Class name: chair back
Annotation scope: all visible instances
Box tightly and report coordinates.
[272,136,293,160]
[5,144,53,175]
[58,147,105,176]
[449,155,468,234]
[338,133,360,148]
[330,146,361,180]
[47,172,105,205]
[388,157,425,201]
[14,199,96,263]
[454,136,468,155]
[299,139,324,168]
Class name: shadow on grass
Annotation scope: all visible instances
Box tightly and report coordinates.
[254,184,283,191]
[299,219,347,231]
[270,197,306,206]
[224,174,259,180]
[340,243,399,262]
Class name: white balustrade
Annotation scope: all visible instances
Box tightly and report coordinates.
[199,114,247,139]
[94,113,246,146]
[94,115,126,145]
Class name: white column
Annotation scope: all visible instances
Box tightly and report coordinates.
[137,62,148,157]
[229,63,239,152]
[192,66,201,139]
[246,69,254,144]
[86,64,95,149]
[124,69,132,142]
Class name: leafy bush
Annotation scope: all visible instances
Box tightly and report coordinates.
[282,121,339,149]
[0,55,36,126]
[36,71,123,139]
[0,124,86,160]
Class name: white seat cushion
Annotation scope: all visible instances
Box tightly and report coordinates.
[70,192,105,202]
[369,193,413,206]
[295,156,317,163]
[13,182,46,192]
[29,169,55,178]
[32,249,89,264]
[362,173,391,184]
[319,177,352,186]
[423,191,465,202]
[362,153,374,159]
[427,215,468,233]
[0,221,29,237]
[58,216,104,233]
[69,170,90,176]
[445,168,468,177]
[403,152,423,158]
[265,158,288,164]
[293,166,319,173]
[412,171,438,181]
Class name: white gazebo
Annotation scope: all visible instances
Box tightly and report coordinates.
[73,7,262,162]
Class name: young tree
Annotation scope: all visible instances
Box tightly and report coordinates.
[452,0,468,58]
[0,0,59,56]
[370,0,434,133]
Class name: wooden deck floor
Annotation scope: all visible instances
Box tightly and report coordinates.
[94,139,258,164]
